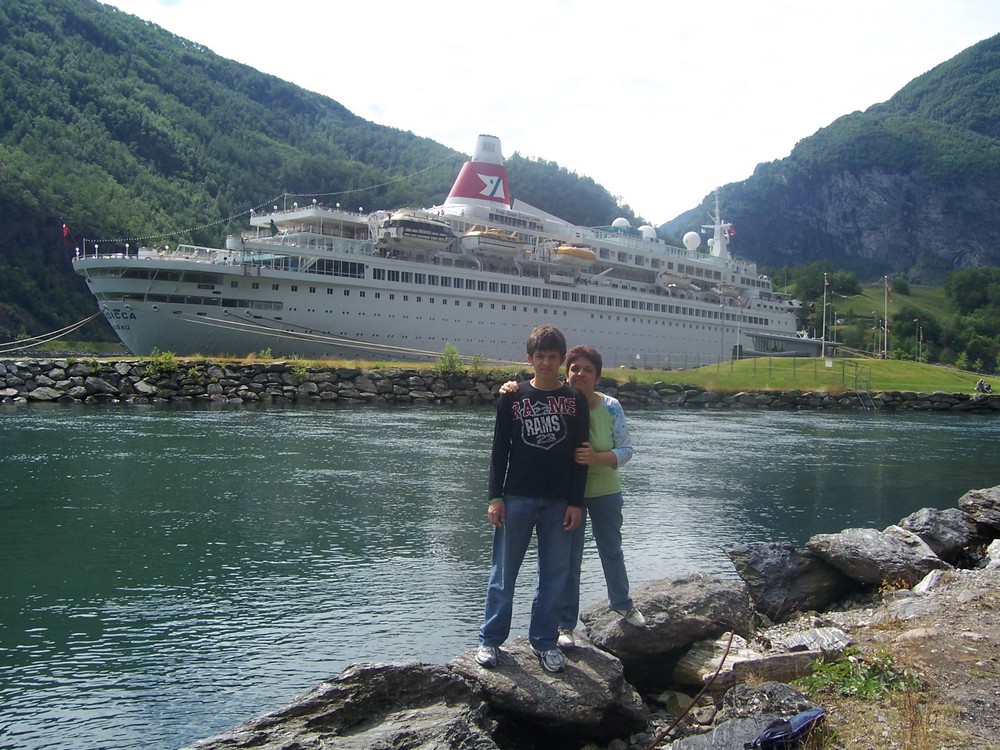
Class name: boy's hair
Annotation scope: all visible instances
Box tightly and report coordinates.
[566,345,603,378]
[526,324,567,358]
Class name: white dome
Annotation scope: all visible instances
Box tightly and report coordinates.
[682,231,700,252]
[639,225,656,240]
[611,217,631,229]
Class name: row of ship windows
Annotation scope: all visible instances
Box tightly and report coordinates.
[96,288,771,328]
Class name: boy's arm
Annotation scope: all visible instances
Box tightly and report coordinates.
[487,393,513,502]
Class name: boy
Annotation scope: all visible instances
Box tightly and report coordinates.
[476,324,590,673]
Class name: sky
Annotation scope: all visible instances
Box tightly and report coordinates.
[102,0,1000,224]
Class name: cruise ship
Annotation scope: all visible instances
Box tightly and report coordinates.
[72,135,813,368]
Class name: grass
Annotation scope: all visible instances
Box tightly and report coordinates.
[619,357,981,395]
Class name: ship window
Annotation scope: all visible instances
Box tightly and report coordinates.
[401,272,413,283]
[359,291,365,298]
[327,288,334,294]
[388,270,400,282]
[309,287,316,293]
[252,282,259,289]
[230,281,238,288]
[272,284,279,291]
[373,268,386,280]
[466,279,476,290]
[500,284,510,294]
[477,281,487,291]
[343,289,349,296]
[489,282,499,293]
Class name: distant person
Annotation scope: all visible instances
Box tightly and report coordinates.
[976,379,992,394]
[476,325,589,674]
[500,345,645,649]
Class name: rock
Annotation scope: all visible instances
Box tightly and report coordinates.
[897,507,980,563]
[805,527,950,587]
[775,626,852,656]
[450,636,647,743]
[581,574,753,692]
[188,661,492,750]
[725,542,858,622]
[958,486,1000,532]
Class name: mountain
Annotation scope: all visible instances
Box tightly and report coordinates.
[662,33,1000,284]
[0,0,638,343]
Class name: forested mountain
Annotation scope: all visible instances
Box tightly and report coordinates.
[663,34,1000,284]
[0,0,638,342]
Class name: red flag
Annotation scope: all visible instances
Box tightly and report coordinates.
[63,223,70,249]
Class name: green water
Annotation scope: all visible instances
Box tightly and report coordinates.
[1,404,997,749]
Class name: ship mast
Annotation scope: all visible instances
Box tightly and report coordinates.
[702,193,733,260]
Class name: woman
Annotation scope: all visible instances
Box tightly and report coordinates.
[500,345,645,648]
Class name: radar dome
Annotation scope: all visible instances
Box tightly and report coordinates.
[682,231,701,252]
[639,225,656,240]
[612,217,631,229]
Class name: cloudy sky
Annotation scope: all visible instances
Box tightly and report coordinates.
[102,0,1000,224]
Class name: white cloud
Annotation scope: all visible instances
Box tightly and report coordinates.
[102,0,1000,222]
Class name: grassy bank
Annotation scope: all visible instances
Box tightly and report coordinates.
[17,343,990,397]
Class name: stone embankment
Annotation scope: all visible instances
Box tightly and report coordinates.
[2,358,999,412]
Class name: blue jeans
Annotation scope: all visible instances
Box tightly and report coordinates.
[479,495,572,652]
[560,492,633,630]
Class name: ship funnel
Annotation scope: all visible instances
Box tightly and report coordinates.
[444,134,511,210]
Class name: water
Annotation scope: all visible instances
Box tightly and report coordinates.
[1,404,998,749]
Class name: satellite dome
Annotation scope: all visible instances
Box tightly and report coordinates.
[611,217,631,229]
[682,231,700,252]
[639,225,656,240]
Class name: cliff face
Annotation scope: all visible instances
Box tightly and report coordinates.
[663,33,1000,283]
[715,167,1000,283]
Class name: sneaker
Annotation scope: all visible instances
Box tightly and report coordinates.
[532,646,566,673]
[557,628,576,649]
[475,645,499,668]
[614,606,647,627]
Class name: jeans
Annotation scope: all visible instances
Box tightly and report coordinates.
[479,495,572,652]
[560,492,633,630]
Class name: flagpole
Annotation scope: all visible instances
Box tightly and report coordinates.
[883,275,889,357]
[821,273,828,358]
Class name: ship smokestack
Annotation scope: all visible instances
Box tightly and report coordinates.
[444,134,511,210]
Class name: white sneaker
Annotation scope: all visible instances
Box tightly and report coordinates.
[557,628,576,649]
[475,645,499,668]
[532,647,566,673]
[614,606,647,627]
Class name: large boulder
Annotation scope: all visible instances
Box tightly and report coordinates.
[896,506,980,563]
[188,662,494,750]
[958,485,1000,533]
[582,573,753,690]
[450,636,647,744]
[805,527,950,587]
[725,542,859,622]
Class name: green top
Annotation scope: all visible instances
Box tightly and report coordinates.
[585,400,619,498]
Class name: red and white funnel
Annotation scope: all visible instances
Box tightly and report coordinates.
[444,134,511,210]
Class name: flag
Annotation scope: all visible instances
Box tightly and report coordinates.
[62,223,70,249]
[824,274,830,288]
[885,277,892,304]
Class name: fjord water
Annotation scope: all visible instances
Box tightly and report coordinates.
[2,405,998,750]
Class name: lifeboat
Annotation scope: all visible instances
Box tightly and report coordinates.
[377,210,456,253]
[552,244,596,269]
[459,227,525,258]
[656,270,700,292]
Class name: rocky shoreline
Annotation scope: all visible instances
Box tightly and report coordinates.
[3,358,999,412]
[184,485,1000,750]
